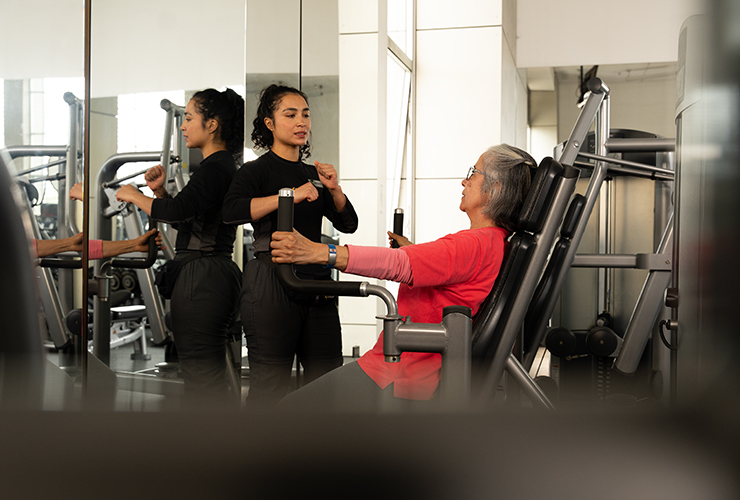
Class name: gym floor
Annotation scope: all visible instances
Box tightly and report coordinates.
[45,332,361,412]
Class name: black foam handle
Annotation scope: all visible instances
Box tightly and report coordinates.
[276,191,364,296]
[38,256,82,269]
[391,210,404,248]
[277,192,294,232]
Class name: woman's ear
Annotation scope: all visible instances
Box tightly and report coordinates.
[486,180,501,203]
[206,118,219,134]
[264,117,274,132]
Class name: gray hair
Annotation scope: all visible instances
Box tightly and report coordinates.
[478,144,536,232]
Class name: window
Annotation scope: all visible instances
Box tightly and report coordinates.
[386,0,414,240]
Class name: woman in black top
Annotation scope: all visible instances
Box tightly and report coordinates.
[223,84,358,407]
[117,88,244,408]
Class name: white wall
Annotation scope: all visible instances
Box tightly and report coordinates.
[517,0,707,68]
[92,0,246,98]
[0,0,83,79]
[337,0,385,355]
[414,0,527,244]
[1,0,246,95]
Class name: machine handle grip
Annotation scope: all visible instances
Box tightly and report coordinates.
[391,208,404,248]
[276,189,364,297]
[110,230,159,269]
[38,256,82,269]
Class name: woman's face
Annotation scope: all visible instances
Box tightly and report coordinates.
[460,155,489,216]
[266,93,311,151]
[181,99,214,150]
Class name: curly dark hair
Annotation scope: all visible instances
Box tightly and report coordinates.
[251,84,311,160]
[191,88,245,163]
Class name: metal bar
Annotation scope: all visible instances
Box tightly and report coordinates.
[614,217,674,374]
[64,92,81,235]
[160,99,187,194]
[439,309,472,407]
[574,161,674,181]
[102,167,149,188]
[122,210,169,345]
[28,173,65,183]
[160,101,175,190]
[558,78,608,166]
[605,137,675,152]
[2,145,67,159]
[395,324,447,353]
[572,253,672,270]
[93,267,112,366]
[94,152,161,242]
[572,254,638,268]
[577,151,675,179]
[596,95,611,314]
[520,88,610,373]
[23,192,71,348]
[505,354,554,410]
[93,153,170,346]
[15,157,67,176]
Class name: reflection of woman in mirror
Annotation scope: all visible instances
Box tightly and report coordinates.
[223,84,359,408]
[34,227,161,259]
[116,88,245,408]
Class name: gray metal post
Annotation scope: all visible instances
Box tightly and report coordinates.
[392,307,473,407]
[122,209,169,345]
[614,220,674,374]
[19,189,71,348]
[505,354,554,410]
[94,152,160,243]
[4,145,75,313]
[3,145,67,160]
[54,94,83,315]
[439,308,472,406]
[64,92,81,235]
[160,99,186,194]
[596,94,611,315]
[558,79,608,166]
[520,86,610,373]
[93,267,112,365]
[93,152,170,345]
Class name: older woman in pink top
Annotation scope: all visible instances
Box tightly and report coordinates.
[271,144,536,411]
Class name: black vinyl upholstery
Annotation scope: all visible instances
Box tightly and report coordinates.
[470,157,565,370]
[522,194,586,365]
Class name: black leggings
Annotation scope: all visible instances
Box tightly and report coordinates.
[241,258,343,408]
[170,255,241,407]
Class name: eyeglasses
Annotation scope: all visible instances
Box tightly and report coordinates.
[465,166,484,181]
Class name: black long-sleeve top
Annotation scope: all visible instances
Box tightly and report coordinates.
[151,150,237,255]
[222,150,358,279]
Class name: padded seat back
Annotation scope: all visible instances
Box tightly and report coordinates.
[522,194,586,368]
[471,157,564,366]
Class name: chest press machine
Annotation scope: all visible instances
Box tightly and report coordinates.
[275,149,575,410]
[274,77,671,411]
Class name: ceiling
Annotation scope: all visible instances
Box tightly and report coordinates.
[528,62,679,91]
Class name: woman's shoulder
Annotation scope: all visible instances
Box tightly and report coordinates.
[446,226,508,245]
[236,152,272,175]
